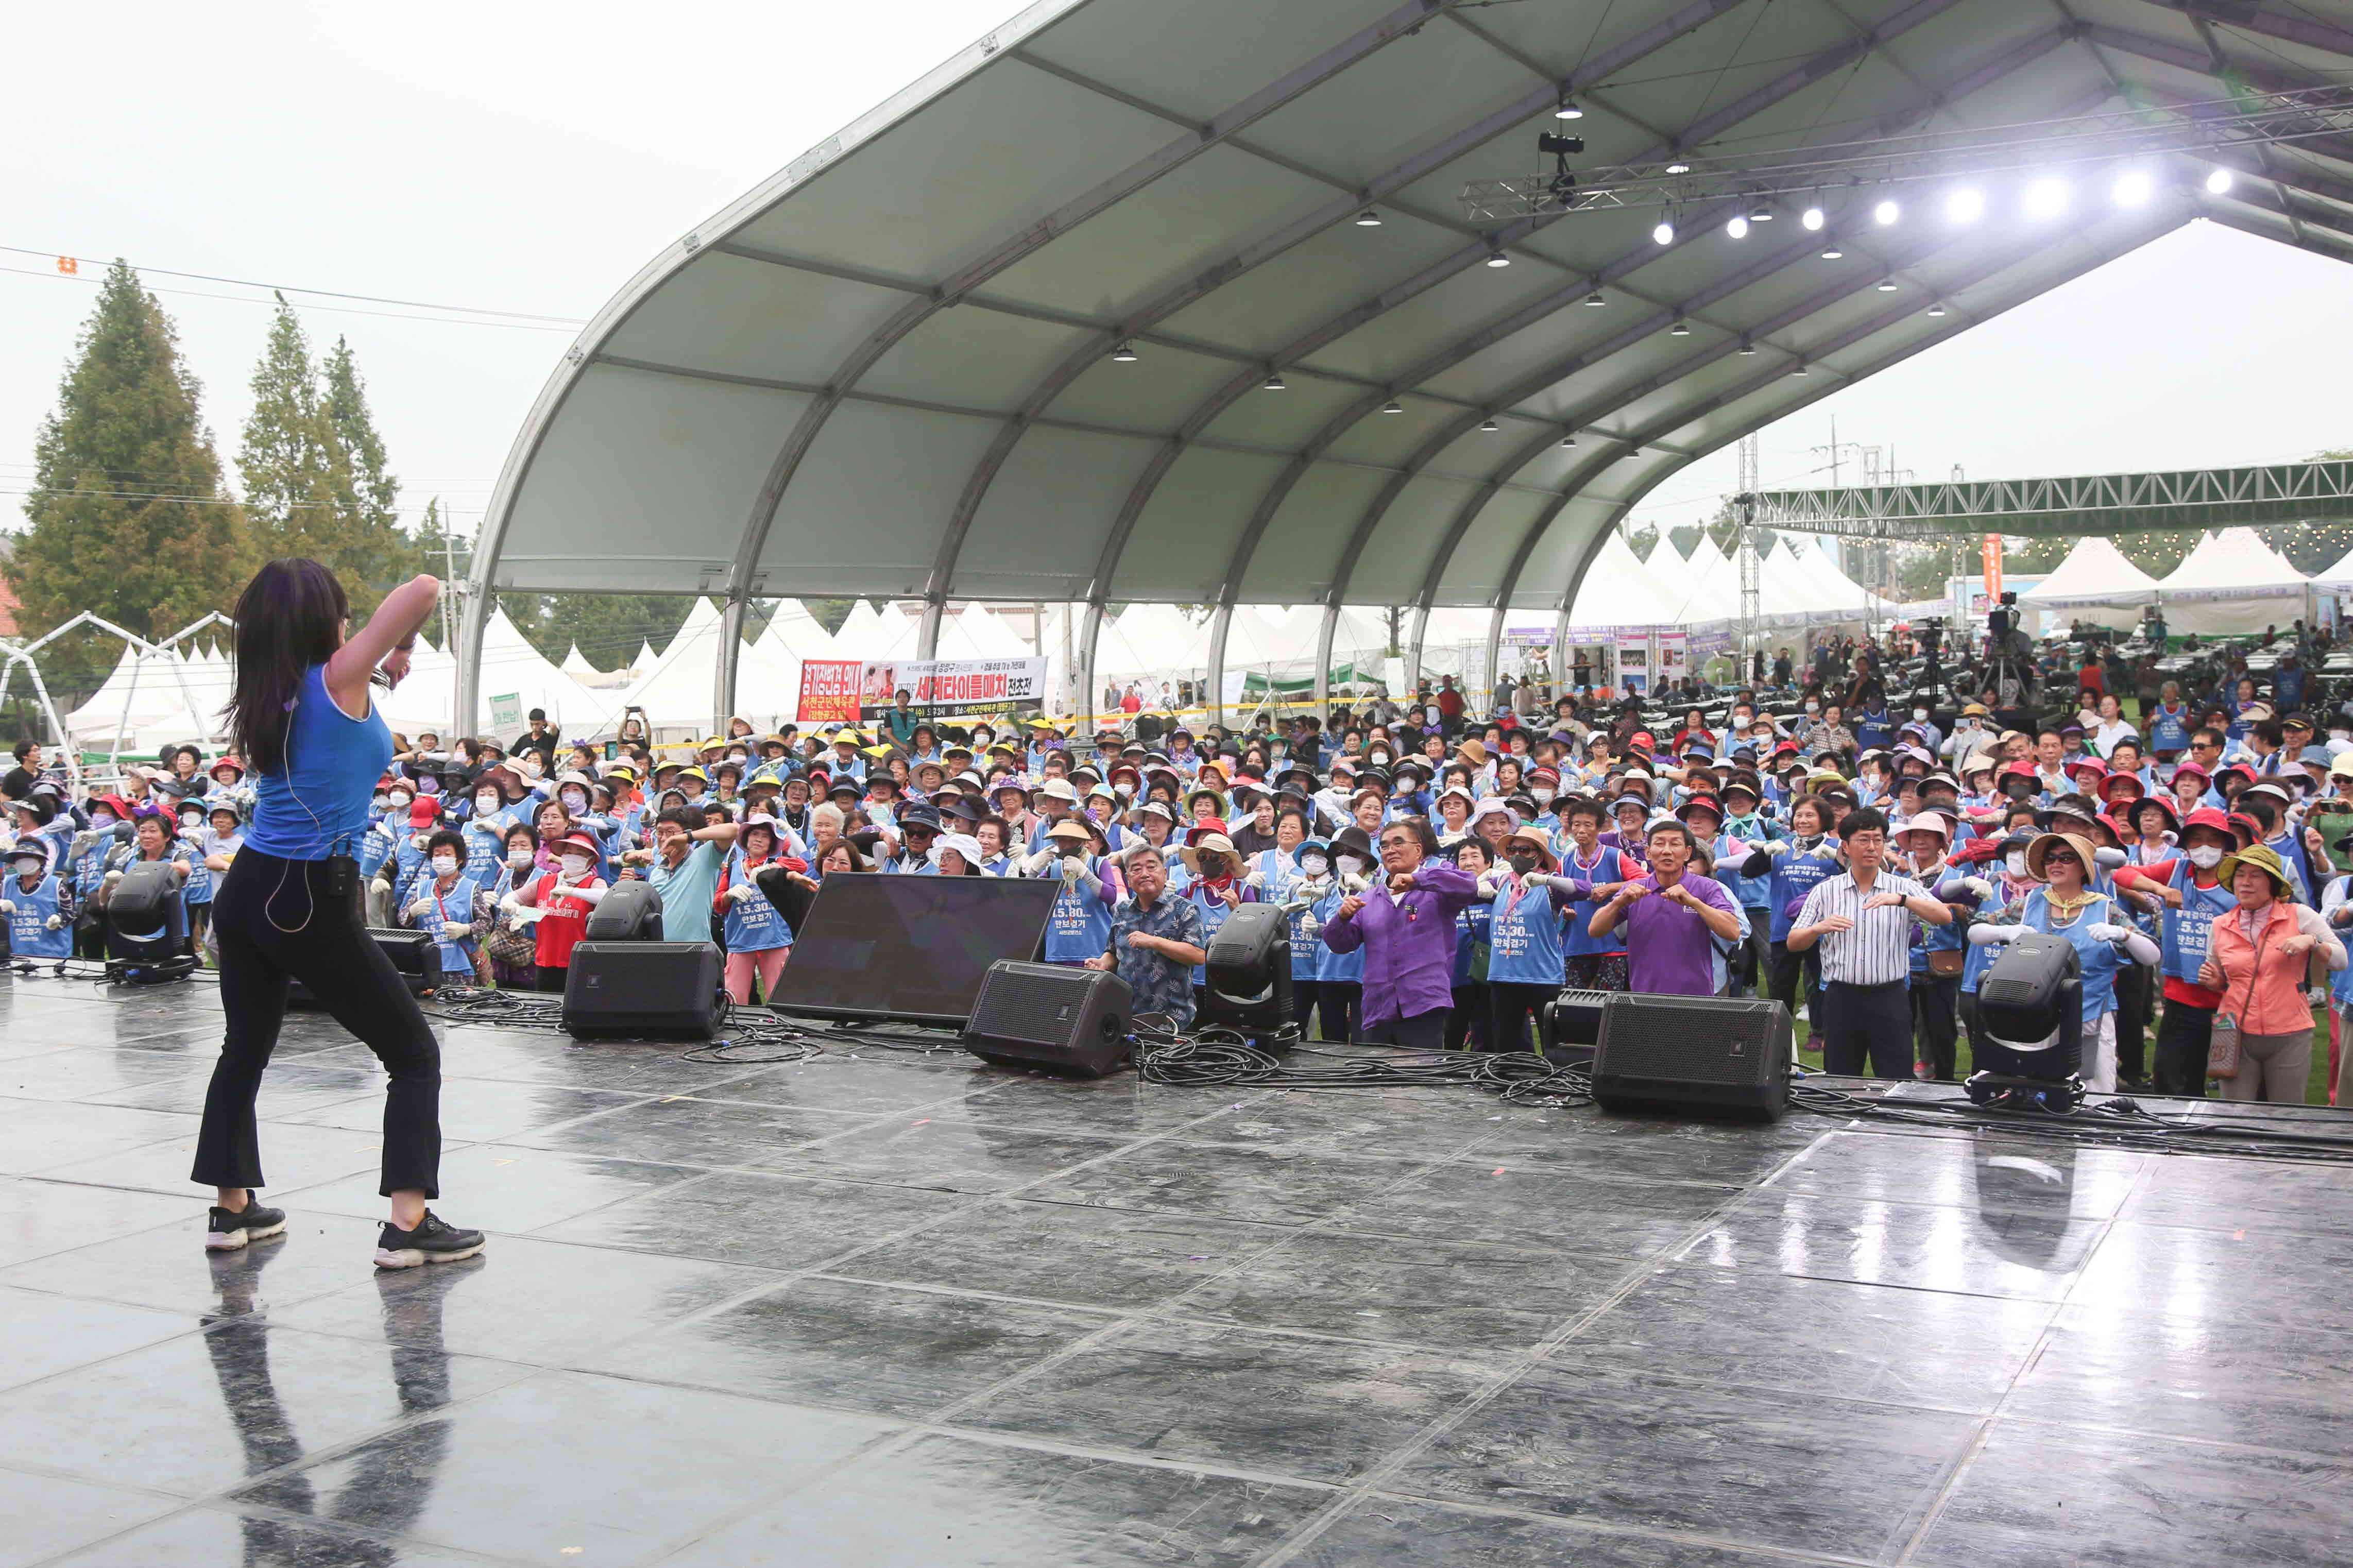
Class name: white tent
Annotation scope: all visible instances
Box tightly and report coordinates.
[2017,537,2161,628]
[622,597,730,734]
[762,599,843,661]
[376,609,622,739]
[831,600,913,661]
[2154,529,2311,635]
[66,643,225,742]
[955,603,1034,660]
[1569,532,1683,628]
[1663,536,1744,627]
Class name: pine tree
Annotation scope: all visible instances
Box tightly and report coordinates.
[9,261,250,643]
[238,302,421,616]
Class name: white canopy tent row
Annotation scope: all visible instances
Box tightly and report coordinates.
[2016,537,2160,630]
[2151,527,2316,637]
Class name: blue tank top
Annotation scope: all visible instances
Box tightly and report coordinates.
[246,664,394,860]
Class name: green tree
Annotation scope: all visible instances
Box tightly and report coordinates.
[8,260,250,648]
[238,301,421,617]
[502,593,693,672]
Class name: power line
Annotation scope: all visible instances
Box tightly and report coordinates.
[0,245,585,325]
[0,264,579,334]
[0,485,487,517]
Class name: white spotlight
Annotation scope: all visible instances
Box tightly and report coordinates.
[1801,206,1825,231]
[1665,160,1692,175]
[2205,166,2235,195]
[1555,98,1583,121]
[2022,176,2068,219]
[1652,218,1676,246]
[1726,215,1749,239]
[1485,250,1512,268]
[1873,199,1900,226]
[1945,187,1985,225]
[2111,169,2153,208]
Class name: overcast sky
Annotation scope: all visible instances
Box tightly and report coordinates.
[7,2,2351,562]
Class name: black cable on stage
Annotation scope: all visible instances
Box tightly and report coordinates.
[1130,1015,1593,1107]
[1788,1076,2353,1166]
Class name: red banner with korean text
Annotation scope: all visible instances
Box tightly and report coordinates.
[796,660,864,723]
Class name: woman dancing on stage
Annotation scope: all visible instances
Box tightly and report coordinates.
[192,559,483,1269]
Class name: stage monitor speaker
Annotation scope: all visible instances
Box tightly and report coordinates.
[963,960,1132,1078]
[1973,931,2084,1079]
[106,860,182,937]
[583,880,665,942]
[289,928,445,1003]
[1199,902,1291,1034]
[1538,988,1613,1055]
[562,940,724,1039]
[1592,993,1791,1120]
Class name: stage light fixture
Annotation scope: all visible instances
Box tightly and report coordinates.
[1354,208,1383,227]
[1877,279,1898,292]
[1480,416,1501,432]
[1726,214,1749,238]
[2205,166,2234,194]
[1820,243,1843,259]
[1651,218,1676,245]
[1486,249,1512,267]
[2023,176,2068,218]
[2111,168,2153,208]
[1749,202,1774,222]
[1874,198,1901,226]
[1737,339,1757,355]
[1791,362,1810,376]
[1926,300,1948,316]
[1110,341,1138,362]
[1946,186,1985,224]
[1555,96,1583,120]
[1665,159,1691,174]
[1382,398,1403,414]
[1801,205,1825,231]
[1263,372,1287,391]
[1669,317,1691,335]
[1561,432,1577,447]
[1583,287,1606,306]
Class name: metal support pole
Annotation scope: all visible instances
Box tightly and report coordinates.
[1078,601,1103,733]
[1206,603,1233,728]
[1405,603,1429,697]
[716,594,747,737]
[454,584,489,741]
[1551,604,1573,707]
[1481,607,1505,718]
[1313,602,1340,717]
[917,599,944,662]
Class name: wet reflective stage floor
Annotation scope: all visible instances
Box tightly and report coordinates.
[4,977,2350,1566]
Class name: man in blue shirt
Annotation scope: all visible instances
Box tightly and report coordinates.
[618,807,740,942]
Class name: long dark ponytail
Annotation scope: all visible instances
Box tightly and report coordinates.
[226,559,348,775]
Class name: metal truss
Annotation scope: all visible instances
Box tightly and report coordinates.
[1745,458,2353,539]
[1463,83,2353,219]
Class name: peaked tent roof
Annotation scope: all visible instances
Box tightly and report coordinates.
[2018,536,2161,623]
[2154,528,2309,602]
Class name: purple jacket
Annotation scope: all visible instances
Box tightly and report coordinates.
[1321,860,1480,1026]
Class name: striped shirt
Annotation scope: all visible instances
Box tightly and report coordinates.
[1796,869,1930,986]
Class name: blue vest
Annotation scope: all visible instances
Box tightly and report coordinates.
[1560,843,1626,957]
[1486,880,1569,985]
[1044,857,1116,963]
[8,874,70,959]
[411,875,480,979]
[1183,882,1256,985]
[1312,883,1362,982]
[1912,861,1964,976]
[1766,839,1842,943]
[2147,703,2192,754]
[720,851,794,953]
[2159,861,2236,987]
[1452,896,1493,986]
[2023,888,2124,1022]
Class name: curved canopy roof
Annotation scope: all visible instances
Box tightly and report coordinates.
[468,0,2353,683]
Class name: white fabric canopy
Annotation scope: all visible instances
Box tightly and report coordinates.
[1569,533,1684,629]
[2154,529,2310,634]
[2019,537,2160,625]
[761,599,844,661]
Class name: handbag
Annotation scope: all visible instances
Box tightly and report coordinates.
[2207,917,2270,1081]
[1926,948,1965,978]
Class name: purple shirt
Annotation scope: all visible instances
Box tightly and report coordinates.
[1619,872,1737,996]
[1320,860,1479,1026]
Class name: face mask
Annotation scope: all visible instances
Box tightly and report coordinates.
[387,793,412,810]
[507,849,533,868]
[1805,703,1819,715]
[1336,854,1366,876]
[1508,852,1539,876]
[476,794,500,814]
[2188,844,2225,870]
[430,855,458,876]
[562,792,588,813]
[90,812,114,827]
[560,855,592,877]
[2005,851,2029,877]
[1114,780,1134,797]
[1913,708,1929,722]
[1299,853,1328,877]
[1369,751,1390,766]
[1531,786,1555,805]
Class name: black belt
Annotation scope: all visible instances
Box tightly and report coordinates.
[1825,978,1907,992]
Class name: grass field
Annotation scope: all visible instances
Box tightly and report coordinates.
[1788,1005,2341,1105]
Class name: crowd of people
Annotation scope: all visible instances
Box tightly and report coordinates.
[10,621,2353,1106]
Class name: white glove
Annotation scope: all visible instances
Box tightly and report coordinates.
[1060,857,1084,887]
[1475,871,1503,897]
[1243,867,1266,889]
[104,870,123,885]
[177,825,203,842]
[44,915,61,931]
[0,900,13,916]
[2092,846,2127,870]
[1340,872,1369,894]
[1298,914,1320,942]
[727,882,759,905]
[440,921,470,940]
[1963,877,1994,900]
[407,897,436,917]
[1022,848,1056,875]
[72,829,101,852]
[1966,923,2018,946]
[2085,923,2129,944]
